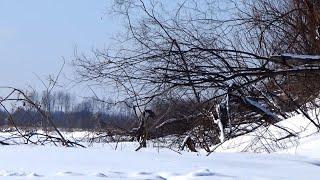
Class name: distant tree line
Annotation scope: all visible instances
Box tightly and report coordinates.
[0,90,134,130]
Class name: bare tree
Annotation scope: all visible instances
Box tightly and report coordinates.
[74,0,320,151]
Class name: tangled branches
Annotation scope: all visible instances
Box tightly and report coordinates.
[0,87,84,147]
[73,0,320,152]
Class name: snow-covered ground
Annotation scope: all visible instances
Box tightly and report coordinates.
[0,141,320,180]
[1,112,320,179]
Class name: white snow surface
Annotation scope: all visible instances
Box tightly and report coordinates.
[271,53,320,62]
[1,142,320,180]
[281,53,320,60]
[1,111,320,179]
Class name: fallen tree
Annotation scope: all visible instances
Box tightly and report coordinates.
[74,0,320,152]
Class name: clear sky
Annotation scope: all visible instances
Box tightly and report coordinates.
[0,0,120,97]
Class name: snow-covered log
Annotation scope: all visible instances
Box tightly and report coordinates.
[242,97,281,124]
[270,54,320,65]
[211,111,225,143]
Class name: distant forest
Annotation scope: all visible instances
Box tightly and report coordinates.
[0,90,134,130]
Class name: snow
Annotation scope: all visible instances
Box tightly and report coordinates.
[281,53,320,60]
[271,53,320,64]
[215,109,319,153]
[211,111,225,142]
[244,97,280,122]
[0,142,320,180]
[1,111,320,179]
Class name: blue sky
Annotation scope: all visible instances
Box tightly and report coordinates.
[0,1,120,97]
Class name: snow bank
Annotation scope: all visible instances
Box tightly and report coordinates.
[215,109,319,153]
